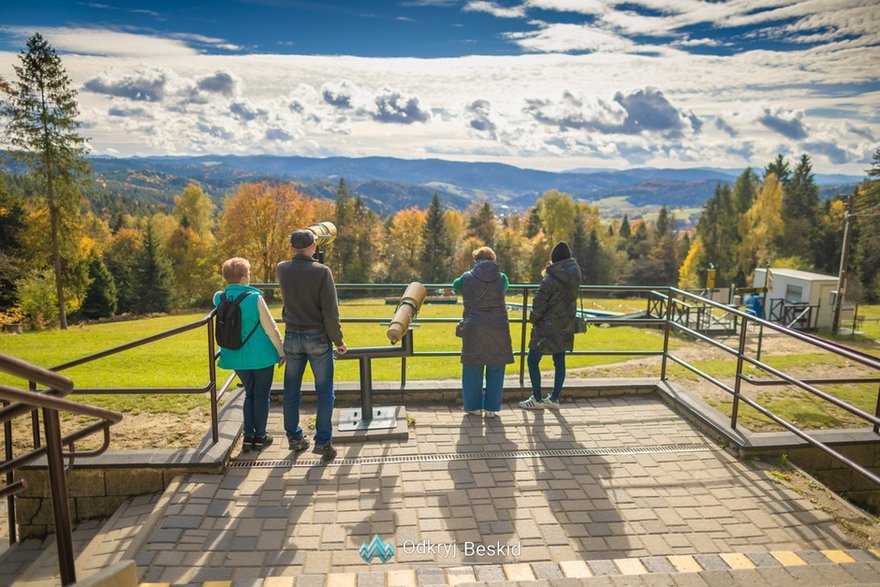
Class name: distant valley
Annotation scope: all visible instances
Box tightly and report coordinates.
[5,153,862,223]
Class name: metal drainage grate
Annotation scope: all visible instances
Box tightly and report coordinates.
[229,443,712,469]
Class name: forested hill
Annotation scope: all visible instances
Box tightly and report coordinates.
[2,152,861,217]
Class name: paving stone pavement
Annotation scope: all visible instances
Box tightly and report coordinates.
[127,394,866,584]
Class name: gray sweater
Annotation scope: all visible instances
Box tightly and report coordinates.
[275,254,344,346]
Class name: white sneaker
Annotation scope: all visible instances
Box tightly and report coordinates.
[542,397,560,410]
[519,397,544,410]
[483,410,499,418]
[465,409,482,416]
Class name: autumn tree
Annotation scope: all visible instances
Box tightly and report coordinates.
[0,177,26,310]
[221,182,316,283]
[2,33,90,328]
[537,190,576,246]
[168,184,219,306]
[384,207,425,282]
[738,173,784,278]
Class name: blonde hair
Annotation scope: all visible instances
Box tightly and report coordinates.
[472,246,496,261]
[221,257,250,284]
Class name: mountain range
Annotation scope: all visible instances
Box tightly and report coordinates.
[4,153,862,220]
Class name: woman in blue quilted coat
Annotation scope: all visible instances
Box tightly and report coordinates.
[452,247,514,417]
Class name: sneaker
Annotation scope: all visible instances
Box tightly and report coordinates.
[251,434,274,450]
[242,436,254,452]
[483,410,499,418]
[542,396,561,410]
[313,443,338,460]
[465,409,482,416]
[519,396,544,410]
[288,436,310,451]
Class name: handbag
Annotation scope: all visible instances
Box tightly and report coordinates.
[574,290,588,334]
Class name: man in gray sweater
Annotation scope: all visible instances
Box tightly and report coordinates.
[276,230,347,460]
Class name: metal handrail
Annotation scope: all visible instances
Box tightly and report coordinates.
[1,352,124,586]
[664,287,880,487]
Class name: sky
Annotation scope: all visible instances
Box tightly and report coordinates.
[1,0,878,175]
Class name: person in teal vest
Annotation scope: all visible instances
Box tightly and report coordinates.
[214,257,285,451]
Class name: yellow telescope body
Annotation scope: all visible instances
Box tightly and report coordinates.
[305,222,337,246]
[386,282,427,344]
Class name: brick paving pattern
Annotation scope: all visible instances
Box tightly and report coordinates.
[130,395,855,584]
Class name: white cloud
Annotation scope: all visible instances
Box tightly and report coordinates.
[504,23,635,53]
[463,1,527,19]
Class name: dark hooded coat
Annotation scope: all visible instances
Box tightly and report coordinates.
[457,260,514,365]
[529,257,582,354]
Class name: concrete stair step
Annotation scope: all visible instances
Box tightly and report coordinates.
[133,549,880,586]
[8,490,164,586]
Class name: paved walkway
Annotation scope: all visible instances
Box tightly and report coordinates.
[127,394,859,584]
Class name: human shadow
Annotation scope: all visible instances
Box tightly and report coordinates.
[437,410,521,569]
[522,404,632,560]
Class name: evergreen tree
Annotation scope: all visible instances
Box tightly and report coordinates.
[135,220,174,313]
[618,214,631,239]
[2,33,90,329]
[0,180,26,310]
[852,148,880,301]
[420,194,453,282]
[104,227,142,314]
[732,168,760,216]
[582,229,603,284]
[80,252,117,319]
[765,154,791,185]
[655,206,671,238]
[525,206,542,238]
[332,178,354,280]
[696,184,737,285]
[571,215,589,283]
[467,201,497,246]
[780,154,820,261]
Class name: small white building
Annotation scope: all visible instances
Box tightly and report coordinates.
[753,268,850,330]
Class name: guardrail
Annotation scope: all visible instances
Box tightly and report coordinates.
[2,282,878,568]
[1,352,123,586]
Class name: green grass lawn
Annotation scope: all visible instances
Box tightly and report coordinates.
[0,296,666,414]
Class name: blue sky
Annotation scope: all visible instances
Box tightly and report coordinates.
[1,0,878,174]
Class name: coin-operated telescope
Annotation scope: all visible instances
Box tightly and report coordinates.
[387,282,427,344]
[303,221,336,263]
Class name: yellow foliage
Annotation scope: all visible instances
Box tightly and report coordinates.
[678,236,703,289]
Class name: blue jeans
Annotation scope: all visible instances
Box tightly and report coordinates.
[237,366,275,439]
[283,329,335,446]
[527,349,566,401]
[462,364,506,412]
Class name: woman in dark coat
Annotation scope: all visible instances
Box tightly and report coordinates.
[520,241,582,410]
[452,247,514,417]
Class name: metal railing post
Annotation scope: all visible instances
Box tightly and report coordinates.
[29,381,40,449]
[207,317,219,444]
[874,383,880,435]
[42,406,76,585]
[732,314,749,429]
[661,288,673,381]
[519,287,529,388]
[3,401,15,545]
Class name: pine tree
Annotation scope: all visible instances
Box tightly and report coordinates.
[618,214,631,239]
[467,201,497,246]
[2,33,90,329]
[765,154,791,185]
[0,179,26,310]
[852,149,880,301]
[80,253,117,319]
[332,178,354,280]
[780,154,820,261]
[525,206,542,238]
[420,194,452,282]
[571,215,589,283]
[135,220,174,313]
